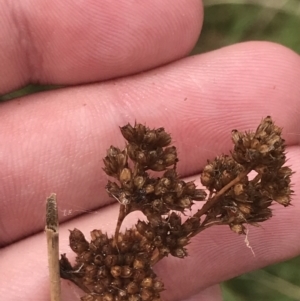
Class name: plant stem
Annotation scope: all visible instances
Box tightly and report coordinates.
[46,193,61,301]
[194,167,252,219]
[114,204,127,244]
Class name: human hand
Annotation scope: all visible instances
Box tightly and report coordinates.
[0,1,299,300]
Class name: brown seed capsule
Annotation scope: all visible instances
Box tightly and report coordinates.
[140,287,153,301]
[144,131,157,145]
[178,196,192,209]
[156,127,171,147]
[120,123,135,142]
[136,220,148,235]
[83,275,94,285]
[134,176,146,189]
[154,183,168,195]
[163,146,177,165]
[120,168,132,184]
[234,183,244,196]
[153,236,163,247]
[93,254,104,265]
[69,229,89,254]
[81,295,95,301]
[238,203,252,215]
[255,165,268,174]
[105,254,118,267]
[135,123,146,142]
[145,211,162,227]
[141,185,153,195]
[182,217,200,233]
[102,292,114,301]
[94,282,106,294]
[275,194,291,206]
[103,158,118,176]
[90,229,102,241]
[193,188,207,201]
[200,172,213,187]
[230,223,245,234]
[250,138,260,149]
[133,257,146,269]
[117,289,127,299]
[256,116,273,134]
[85,264,97,278]
[127,143,138,160]
[144,228,155,241]
[184,181,196,194]
[97,266,109,278]
[169,212,181,226]
[153,280,164,292]
[126,281,139,294]
[141,277,153,288]
[111,277,123,288]
[159,246,170,257]
[80,251,93,263]
[177,237,189,247]
[124,253,135,266]
[163,193,174,205]
[259,144,270,154]
[277,166,293,178]
[136,151,148,165]
[133,269,146,282]
[121,265,133,278]
[128,295,141,301]
[171,247,187,258]
[111,265,122,278]
[150,161,166,171]
[231,129,242,144]
[116,152,128,169]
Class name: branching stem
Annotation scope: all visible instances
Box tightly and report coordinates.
[194,166,252,219]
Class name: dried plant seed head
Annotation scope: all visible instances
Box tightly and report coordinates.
[60,117,293,301]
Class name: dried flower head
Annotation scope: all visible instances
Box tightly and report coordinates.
[60,117,294,300]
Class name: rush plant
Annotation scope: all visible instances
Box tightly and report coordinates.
[59,116,293,301]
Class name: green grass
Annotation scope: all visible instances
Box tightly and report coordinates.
[194,1,300,54]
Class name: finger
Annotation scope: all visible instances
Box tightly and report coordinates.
[1,150,298,301]
[181,285,222,301]
[0,41,300,246]
[0,0,203,94]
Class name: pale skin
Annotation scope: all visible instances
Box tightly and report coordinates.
[0,1,300,300]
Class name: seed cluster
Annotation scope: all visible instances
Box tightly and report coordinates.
[104,124,206,217]
[60,117,294,301]
[60,228,163,301]
[199,117,293,234]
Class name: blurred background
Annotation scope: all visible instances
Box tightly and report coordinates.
[1,0,300,300]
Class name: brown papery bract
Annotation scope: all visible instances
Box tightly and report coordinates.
[60,117,294,300]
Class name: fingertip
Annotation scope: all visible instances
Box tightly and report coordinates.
[0,0,203,94]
